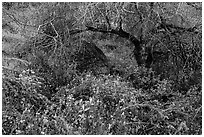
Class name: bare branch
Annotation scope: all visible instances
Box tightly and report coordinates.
[186,2,202,10]
[3,9,38,28]
[4,57,31,66]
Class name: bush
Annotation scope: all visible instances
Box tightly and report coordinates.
[2,67,202,134]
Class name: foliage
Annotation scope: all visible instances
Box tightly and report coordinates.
[2,67,202,135]
[2,2,202,135]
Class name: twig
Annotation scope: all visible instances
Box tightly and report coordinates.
[192,106,202,121]
[3,57,31,66]
[186,2,202,10]
[2,66,19,72]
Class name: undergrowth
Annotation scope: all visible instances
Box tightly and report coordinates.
[2,67,202,135]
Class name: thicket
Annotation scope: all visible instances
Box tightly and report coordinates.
[2,2,202,135]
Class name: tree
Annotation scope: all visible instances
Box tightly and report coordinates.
[2,2,202,91]
[3,2,201,67]
[2,2,202,135]
[63,2,201,68]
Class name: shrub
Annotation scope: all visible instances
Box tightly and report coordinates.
[2,67,201,135]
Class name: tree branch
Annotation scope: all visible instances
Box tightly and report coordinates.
[186,2,202,10]
[158,16,200,34]
[69,28,88,35]
[85,25,142,65]
[67,24,143,66]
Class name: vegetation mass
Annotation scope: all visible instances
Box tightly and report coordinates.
[2,2,202,135]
